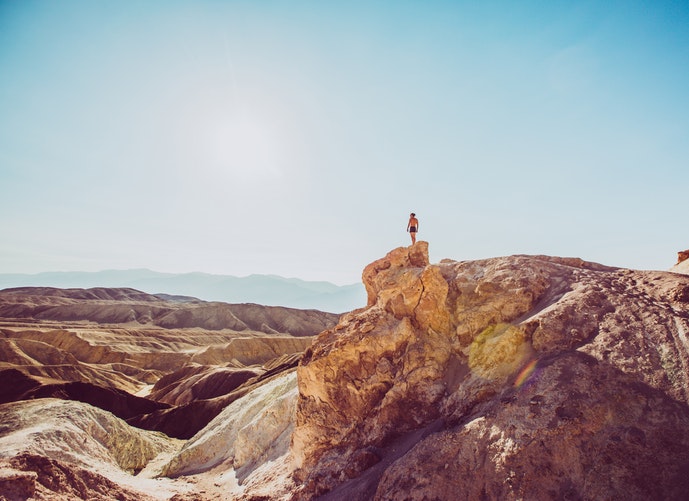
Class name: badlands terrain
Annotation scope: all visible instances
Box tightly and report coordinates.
[1,243,689,500]
[0,288,336,499]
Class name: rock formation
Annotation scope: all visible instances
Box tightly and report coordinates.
[292,241,689,499]
[677,249,689,264]
[3,248,689,500]
[672,249,689,275]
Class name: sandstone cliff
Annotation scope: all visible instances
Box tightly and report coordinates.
[292,242,689,500]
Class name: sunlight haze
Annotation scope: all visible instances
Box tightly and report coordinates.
[1,0,688,285]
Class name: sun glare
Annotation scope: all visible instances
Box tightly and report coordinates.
[203,113,283,182]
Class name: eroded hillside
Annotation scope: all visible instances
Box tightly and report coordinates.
[0,288,336,440]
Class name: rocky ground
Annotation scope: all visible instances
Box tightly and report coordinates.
[1,245,688,500]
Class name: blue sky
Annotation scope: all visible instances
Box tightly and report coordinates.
[1,0,688,285]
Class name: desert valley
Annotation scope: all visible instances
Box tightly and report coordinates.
[1,243,689,500]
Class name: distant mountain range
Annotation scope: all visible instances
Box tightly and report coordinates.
[0,269,366,313]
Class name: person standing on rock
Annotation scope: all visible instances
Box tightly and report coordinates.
[407,213,419,244]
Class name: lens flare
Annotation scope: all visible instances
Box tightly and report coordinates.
[513,358,538,389]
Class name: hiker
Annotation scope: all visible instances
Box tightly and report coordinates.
[407,213,419,244]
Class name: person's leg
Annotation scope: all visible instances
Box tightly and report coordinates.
[411,230,416,244]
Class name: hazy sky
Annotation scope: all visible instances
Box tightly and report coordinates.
[1,1,688,285]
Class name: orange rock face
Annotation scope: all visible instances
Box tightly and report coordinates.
[294,243,453,484]
[678,249,689,264]
[292,243,689,499]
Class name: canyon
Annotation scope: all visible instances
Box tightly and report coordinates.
[1,243,689,500]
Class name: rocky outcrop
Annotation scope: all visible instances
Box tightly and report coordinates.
[292,242,689,499]
[672,250,689,275]
[677,249,689,264]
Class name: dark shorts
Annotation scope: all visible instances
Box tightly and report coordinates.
[409,226,417,233]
